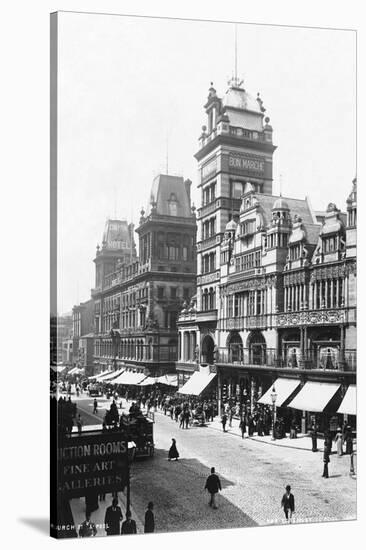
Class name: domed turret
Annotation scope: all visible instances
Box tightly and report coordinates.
[272,197,289,211]
[225,219,237,232]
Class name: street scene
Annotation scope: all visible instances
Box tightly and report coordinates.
[51,13,356,540]
[53,384,356,536]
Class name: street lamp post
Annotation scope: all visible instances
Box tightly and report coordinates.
[126,440,136,514]
[271,386,277,441]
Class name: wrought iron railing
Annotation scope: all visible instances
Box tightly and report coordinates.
[216,347,356,371]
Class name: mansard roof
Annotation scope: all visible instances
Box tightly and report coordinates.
[252,193,316,227]
[146,174,192,218]
[102,219,132,248]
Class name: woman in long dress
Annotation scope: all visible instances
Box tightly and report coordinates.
[168,438,179,461]
[334,428,343,456]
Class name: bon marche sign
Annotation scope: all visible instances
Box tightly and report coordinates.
[58,431,129,498]
[228,152,265,174]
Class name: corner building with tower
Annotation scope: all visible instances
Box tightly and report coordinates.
[176,78,356,432]
[91,175,197,377]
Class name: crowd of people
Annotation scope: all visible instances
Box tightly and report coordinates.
[51,395,78,435]
[78,499,155,537]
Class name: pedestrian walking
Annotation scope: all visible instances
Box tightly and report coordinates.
[324,429,333,454]
[310,423,318,452]
[179,411,184,429]
[204,467,222,509]
[344,426,353,455]
[257,415,264,436]
[334,428,343,457]
[93,398,98,414]
[184,409,190,429]
[121,510,137,535]
[76,414,83,435]
[104,497,123,536]
[322,443,330,478]
[78,513,97,537]
[239,416,246,438]
[248,414,254,436]
[290,419,297,439]
[144,501,155,533]
[229,407,234,428]
[221,412,228,432]
[281,485,295,522]
[168,438,179,461]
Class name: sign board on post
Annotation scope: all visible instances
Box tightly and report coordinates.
[58,430,129,499]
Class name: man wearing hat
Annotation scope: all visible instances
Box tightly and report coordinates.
[322,442,330,478]
[281,485,295,522]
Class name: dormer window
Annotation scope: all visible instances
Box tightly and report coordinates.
[289,244,302,260]
[168,193,178,216]
[240,219,256,237]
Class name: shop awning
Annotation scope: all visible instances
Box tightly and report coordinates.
[51,365,66,373]
[337,385,356,416]
[99,368,125,382]
[156,374,178,387]
[257,378,301,407]
[287,381,341,412]
[89,370,113,381]
[138,376,157,386]
[110,371,146,386]
[177,370,216,396]
[68,367,84,375]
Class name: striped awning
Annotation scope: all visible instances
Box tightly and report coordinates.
[178,370,216,396]
[99,368,125,382]
[89,370,113,381]
[287,381,341,412]
[257,378,301,407]
[156,374,178,387]
[110,371,146,386]
[337,385,356,416]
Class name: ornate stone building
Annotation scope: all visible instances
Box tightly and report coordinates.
[177,78,356,430]
[72,298,94,370]
[91,174,197,376]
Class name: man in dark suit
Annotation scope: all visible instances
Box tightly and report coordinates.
[121,510,137,535]
[281,485,295,522]
[204,467,222,509]
[310,423,318,452]
[323,444,330,478]
[104,497,123,536]
[144,501,155,533]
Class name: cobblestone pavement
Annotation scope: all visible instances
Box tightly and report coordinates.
[73,396,356,534]
[131,410,356,533]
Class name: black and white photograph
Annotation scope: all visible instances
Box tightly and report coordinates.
[4,2,365,548]
[49,10,358,539]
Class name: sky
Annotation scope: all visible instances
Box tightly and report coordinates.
[57,12,356,315]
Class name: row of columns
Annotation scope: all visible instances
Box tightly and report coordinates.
[309,278,344,309]
[284,278,346,311]
[284,284,306,312]
[179,331,197,362]
[95,339,153,361]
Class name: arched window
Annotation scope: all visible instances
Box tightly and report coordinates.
[168,193,178,216]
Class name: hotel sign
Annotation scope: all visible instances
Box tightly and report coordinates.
[58,431,129,498]
[228,152,265,175]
